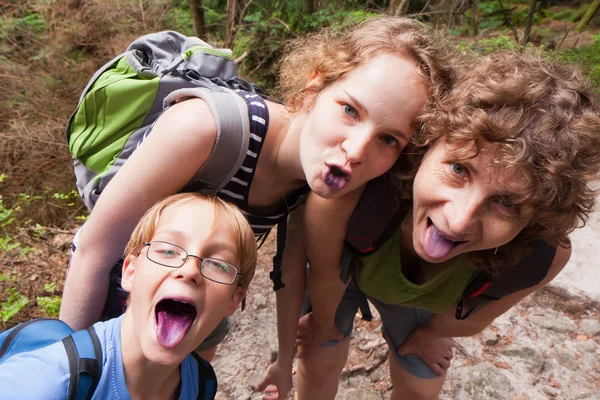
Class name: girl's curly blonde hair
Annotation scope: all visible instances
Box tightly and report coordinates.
[277,16,460,116]
[404,51,600,272]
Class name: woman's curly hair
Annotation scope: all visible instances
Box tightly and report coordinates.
[401,51,600,272]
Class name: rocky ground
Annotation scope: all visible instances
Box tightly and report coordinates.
[212,209,600,400]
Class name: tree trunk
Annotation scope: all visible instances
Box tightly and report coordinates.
[576,0,600,32]
[307,0,320,13]
[389,0,408,15]
[472,0,479,36]
[188,0,205,37]
[225,0,242,48]
[523,0,537,44]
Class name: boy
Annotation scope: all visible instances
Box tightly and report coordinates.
[0,193,257,399]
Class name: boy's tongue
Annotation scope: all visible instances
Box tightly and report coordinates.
[423,223,455,259]
[156,310,193,348]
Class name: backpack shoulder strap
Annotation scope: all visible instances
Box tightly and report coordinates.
[63,326,102,400]
[456,240,557,320]
[191,352,218,400]
[346,175,410,255]
[164,87,250,194]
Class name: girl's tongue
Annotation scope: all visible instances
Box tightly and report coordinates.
[322,165,347,190]
[423,222,456,259]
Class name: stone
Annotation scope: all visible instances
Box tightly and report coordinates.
[252,294,267,310]
[246,371,264,390]
[579,318,600,337]
[369,369,385,383]
[214,393,228,400]
[500,345,544,374]
[344,388,382,400]
[542,386,558,397]
[529,313,577,333]
[555,349,579,371]
[463,362,514,399]
[482,328,499,346]
[244,361,256,371]
[575,339,597,353]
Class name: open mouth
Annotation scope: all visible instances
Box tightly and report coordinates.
[155,298,197,348]
[423,218,468,260]
[323,165,350,190]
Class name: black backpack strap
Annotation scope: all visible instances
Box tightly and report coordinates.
[456,240,557,320]
[270,219,287,291]
[63,327,102,400]
[191,352,218,400]
[346,176,410,255]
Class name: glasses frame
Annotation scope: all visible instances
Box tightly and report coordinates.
[142,241,242,285]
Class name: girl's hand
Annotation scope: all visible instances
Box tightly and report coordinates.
[255,360,293,400]
[398,326,455,376]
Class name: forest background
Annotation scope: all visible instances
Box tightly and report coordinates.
[1,0,599,398]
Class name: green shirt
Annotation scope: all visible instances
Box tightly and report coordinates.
[355,226,478,314]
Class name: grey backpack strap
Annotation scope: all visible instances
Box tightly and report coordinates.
[164,87,250,193]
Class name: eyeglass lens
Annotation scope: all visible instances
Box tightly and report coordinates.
[146,241,238,284]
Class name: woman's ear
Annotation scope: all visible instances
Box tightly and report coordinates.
[121,255,137,292]
[224,287,246,317]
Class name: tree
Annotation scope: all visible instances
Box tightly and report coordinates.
[188,0,205,37]
[576,0,600,32]
[523,0,537,44]
[225,0,245,48]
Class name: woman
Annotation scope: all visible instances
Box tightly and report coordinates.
[59,16,459,361]
[261,51,600,399]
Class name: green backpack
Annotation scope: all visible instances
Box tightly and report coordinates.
[66,31,258,210]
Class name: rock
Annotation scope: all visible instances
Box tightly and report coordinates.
[500,345,544,374]
[575,339,597,353]
[252,294,267,310]
[214,393,228,400]
[529,312,577,333]
[369,369,384,383]
[463,362,514,399]
[482,328,499,346]
[246,371,264,389]
[244,361,256,371]
[555,349,579,371]
[344,388,382,400]
[579,318,600,337]
[543,386,559,397]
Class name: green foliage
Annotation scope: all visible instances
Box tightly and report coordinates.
[476,35,520,53]
[0,274,30,323]
[36,283,61,318]
[0,12,46,40]
[232,1,378,89]
[556,33,600,91]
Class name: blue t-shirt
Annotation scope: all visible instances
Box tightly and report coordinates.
[0,316,201,400]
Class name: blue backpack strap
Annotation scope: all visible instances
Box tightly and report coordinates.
[191,352,218,400]
[63,326,103,400]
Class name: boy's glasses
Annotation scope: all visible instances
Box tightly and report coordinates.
[142,241,242,285]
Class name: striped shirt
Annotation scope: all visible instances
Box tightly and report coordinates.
[217,90,309,239]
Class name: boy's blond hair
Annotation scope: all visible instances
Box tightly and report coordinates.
[124,193,257,289]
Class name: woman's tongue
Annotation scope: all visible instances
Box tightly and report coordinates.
[156,309,193,348]
[423,223,456,259]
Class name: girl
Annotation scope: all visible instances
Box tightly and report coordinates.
[60,16,459,361]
